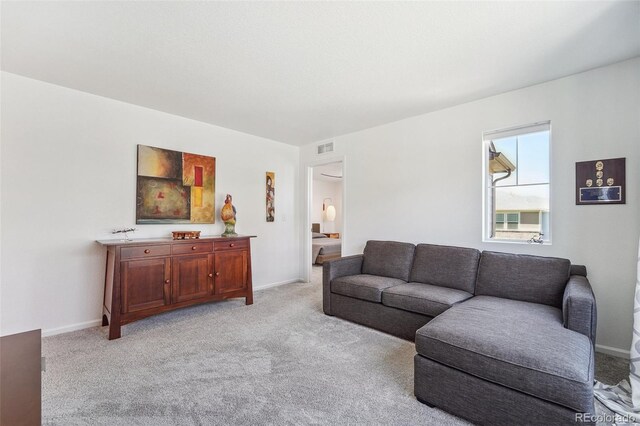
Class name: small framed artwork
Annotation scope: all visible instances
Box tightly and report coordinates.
[575,157,625,205]
[266,171,275,222]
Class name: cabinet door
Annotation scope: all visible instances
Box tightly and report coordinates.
[172,254,212,303]
[215,250,248,294]
[121,258,170,313]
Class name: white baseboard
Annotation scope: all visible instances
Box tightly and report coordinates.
[254,278,303,291]
[42,319,102,337]
[596,344,630,359]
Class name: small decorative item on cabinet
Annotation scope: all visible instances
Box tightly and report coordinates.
[171,231,201,240]
[221,194,238,237]
[112,227,137,241]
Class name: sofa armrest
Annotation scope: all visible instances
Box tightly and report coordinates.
[562,275,597,343]
[323,255,363,315]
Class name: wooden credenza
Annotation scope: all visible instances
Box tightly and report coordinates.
[98,235,255,340]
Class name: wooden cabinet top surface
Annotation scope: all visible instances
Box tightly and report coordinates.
[97,235,256,247]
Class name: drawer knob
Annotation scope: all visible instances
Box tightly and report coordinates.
[165,279,170,284]
[144,249,150,254]
[191,246,197,250]
[229,243,235,247]
[215,272,220,277]
[208,273,213,278]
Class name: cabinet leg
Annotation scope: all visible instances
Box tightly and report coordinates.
[108,323,121,340]
[102,314,109,326]
[245,293,253,305]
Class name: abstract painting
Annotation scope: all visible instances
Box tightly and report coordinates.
[137,145,216,223]
[266,171,275,222]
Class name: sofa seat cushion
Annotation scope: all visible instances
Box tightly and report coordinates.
[415,296,594,413]
[382,282,472,317]
[331,274,406,303]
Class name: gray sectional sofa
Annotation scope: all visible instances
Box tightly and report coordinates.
[323,240,597,426]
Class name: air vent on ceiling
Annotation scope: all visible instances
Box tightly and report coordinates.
[317,141,334,155]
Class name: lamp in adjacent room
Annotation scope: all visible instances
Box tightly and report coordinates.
[326,205,336,222]
[323,198,336,231]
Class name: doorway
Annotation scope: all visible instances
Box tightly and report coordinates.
[305,159,345,283]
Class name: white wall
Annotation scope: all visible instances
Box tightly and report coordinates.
[0,72,301,336]
[3,58,639,355]
[301,58,640,356]
[311,179,343,234]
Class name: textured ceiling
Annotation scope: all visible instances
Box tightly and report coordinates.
[2,1,639,145]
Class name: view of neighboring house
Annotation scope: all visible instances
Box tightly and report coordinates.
[495,192,550,241]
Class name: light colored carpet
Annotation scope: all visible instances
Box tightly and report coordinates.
[42,267,466,425]
[42,266,627,425]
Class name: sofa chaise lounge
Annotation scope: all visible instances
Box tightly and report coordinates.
[323,240,597,426]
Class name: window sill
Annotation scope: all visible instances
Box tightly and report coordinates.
[482,238,552,246]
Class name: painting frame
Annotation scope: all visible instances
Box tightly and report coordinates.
[266,171,275,222]
[575,157,625,205]
[136,145,216,224]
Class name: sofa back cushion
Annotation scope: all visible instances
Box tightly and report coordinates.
[362,241,415,281]
[409,244,480,293]
[476,251,570,307]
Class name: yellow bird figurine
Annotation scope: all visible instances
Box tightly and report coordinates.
[221,194,237,237]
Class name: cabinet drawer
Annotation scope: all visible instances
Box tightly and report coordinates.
[172,242,213,255]
[214,239,248,251]
[121,245,171,260]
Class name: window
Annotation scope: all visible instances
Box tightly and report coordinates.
[483,122,550,243]
[506,213,519,230]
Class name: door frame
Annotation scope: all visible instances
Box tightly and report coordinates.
[303,156,347,283]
